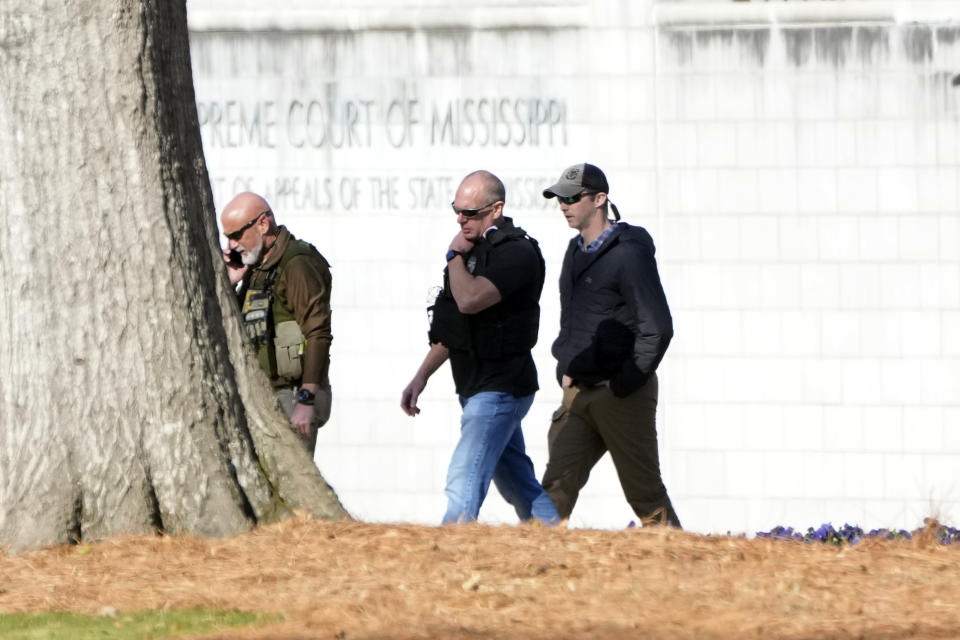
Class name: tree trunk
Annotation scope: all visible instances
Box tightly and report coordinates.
[0,1,348,553]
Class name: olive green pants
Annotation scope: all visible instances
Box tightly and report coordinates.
[541,373,681,527]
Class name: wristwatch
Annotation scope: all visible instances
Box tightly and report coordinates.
[445,249,463,262]
[296,388,316,406]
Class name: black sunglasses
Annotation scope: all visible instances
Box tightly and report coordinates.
[451,199,500,219]
[557,191,597,205]
[224,211,269,241]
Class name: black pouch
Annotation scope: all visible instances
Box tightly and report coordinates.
[428,289,471,351]
[242,288,273,346]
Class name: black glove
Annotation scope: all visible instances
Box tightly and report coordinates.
[608,360,648,398]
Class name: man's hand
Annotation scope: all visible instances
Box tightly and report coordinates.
[445,232,501,314]
[448,231,473,255]
[223,249,248,286]
[401,343,448,417]
[401,375,427,416]
[290,402,315,437]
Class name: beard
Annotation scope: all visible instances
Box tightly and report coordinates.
[240,235,265,265]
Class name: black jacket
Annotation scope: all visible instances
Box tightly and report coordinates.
[429,218,543,360]
[428,218,544,397]
[551,223,673,397]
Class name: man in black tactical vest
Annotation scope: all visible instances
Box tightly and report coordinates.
[400,170,559,525]
[540,163,681,528]
[221,192,333,457]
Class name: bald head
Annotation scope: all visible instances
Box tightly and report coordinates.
[221,192,271,228]
[459,170,505,205]
[452,170,506,242]
[220,192,278,265]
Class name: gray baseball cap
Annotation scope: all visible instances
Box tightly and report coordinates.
[542,163,610,199]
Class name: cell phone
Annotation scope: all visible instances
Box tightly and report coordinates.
[227,249,243,267]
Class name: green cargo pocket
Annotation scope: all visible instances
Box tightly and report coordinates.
[274,320,305,381]
[547,404,568,450]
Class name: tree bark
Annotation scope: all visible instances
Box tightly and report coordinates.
[0,1,348,553]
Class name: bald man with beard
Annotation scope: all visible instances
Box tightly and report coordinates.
[221,192,333,456]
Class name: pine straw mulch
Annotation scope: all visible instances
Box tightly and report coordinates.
[1,516,959,639]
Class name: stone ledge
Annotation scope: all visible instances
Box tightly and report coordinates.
[654,1,960,29]
[187,3,589,32]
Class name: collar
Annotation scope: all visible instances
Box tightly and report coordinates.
[254,225,290,271]
[578,221,621,254]
[479,216,517,243]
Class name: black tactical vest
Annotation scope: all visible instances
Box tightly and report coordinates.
[428,221,543,359]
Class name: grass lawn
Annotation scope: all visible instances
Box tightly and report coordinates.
[0,609,275,640]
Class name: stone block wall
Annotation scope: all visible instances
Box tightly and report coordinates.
[188,0,960,533]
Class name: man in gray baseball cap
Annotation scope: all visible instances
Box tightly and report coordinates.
[542,162,620,221]
[540,162,680,528]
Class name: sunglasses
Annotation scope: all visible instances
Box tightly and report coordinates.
[451,200,500,219]
[224,211,269,241]
[557,191,597,205]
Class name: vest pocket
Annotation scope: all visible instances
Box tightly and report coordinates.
[274,320,305,381]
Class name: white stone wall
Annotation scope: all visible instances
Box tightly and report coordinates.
[653,5,960,534]
[187,0,960,534]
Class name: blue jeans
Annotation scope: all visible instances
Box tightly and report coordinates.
[443,392,560,525]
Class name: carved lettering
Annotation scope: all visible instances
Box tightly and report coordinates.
[199,93,567,150]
